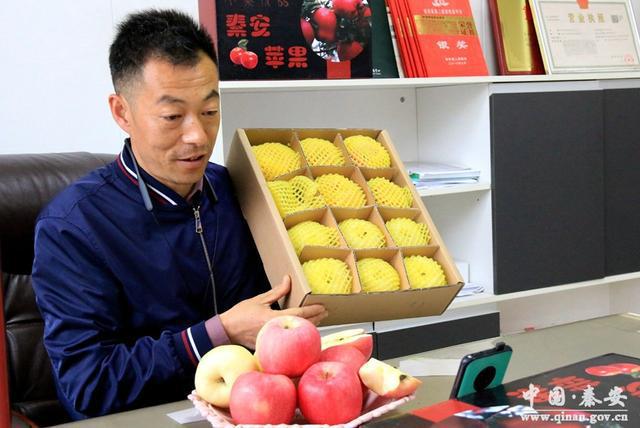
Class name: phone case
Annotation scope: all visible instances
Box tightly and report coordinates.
[450,342,512,398]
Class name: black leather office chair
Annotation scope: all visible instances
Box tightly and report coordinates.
[0,153,114,427]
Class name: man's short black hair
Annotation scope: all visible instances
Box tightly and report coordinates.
[109,9,218,93]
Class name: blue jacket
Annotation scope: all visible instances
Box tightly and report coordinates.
[31,147,270,419]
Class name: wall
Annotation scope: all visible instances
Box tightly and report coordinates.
[0,0,221,159]
[1,0,640,163]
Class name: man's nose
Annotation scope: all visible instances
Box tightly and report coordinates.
[182,115,208,145]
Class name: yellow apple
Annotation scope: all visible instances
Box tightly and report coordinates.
[194,345,259,408]
[358,358,422,398]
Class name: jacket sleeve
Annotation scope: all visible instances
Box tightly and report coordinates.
[31,216,212,418]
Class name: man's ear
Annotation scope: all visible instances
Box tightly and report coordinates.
[108,93,132,133]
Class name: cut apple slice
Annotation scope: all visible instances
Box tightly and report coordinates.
[321,328,373,359]
[359,358,422,398]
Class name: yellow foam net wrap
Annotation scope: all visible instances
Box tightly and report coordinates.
[267,176,325,218]
[299,138,346,166]
[343,135,391,168]
[252,142,302,181]
[338,218,386,249]
[315,174,367,208]
[357,258,400,292]
[404,255,447,288]
[288,221,341,256]
[367,177,413,208]
[290,176,325,210]
[386,217,431,246]
[302,258,353,294]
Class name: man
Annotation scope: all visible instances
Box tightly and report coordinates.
[31,9,327,419]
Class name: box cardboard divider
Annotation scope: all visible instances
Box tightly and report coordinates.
[226,128,464,326]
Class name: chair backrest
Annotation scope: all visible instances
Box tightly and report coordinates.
[0,153,114,427]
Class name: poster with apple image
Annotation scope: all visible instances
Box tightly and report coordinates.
[300,0,372,63]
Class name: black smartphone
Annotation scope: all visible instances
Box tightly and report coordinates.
[450,342,513,399]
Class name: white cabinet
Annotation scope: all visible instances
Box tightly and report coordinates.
[218,73,640,333]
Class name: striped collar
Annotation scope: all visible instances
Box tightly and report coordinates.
[116,145,180,206]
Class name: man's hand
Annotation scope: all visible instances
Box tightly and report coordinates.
[219,275,328,349]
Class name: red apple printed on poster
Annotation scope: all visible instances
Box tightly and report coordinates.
[298,361,363,424]
[300,0,371,62]
[229,371,297,424]
[255,315,321,377]
[228,39,259,70]
[585,363,640,378]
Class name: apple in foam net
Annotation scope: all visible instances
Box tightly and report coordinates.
[194,345,259,408]
[298,361,363,424]
[255,315,321,377]
[359,358,422,398]
[229,371,297,425]
[321,328,373,359]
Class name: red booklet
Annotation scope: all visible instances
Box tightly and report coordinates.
[406,0,488,77]
[387,0,417,77]
[401,0,428,77]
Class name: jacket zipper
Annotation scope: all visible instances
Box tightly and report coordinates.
[194,205,218,314]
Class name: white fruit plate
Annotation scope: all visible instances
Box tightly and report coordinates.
[188,390,415,428]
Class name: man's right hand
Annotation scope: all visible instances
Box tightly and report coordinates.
[219,275,328,349]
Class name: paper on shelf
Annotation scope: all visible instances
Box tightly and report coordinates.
[456,282,485,297]
[404,161,481,181]
[398,357,461,377]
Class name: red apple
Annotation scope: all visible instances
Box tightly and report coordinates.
[337,40,364,61]
[320,345,369,398]
[230,371,296,424]
[255,315,321,377]
[321,328,374,359]
[320,344,367,374]
[333,0,361,19]
[312,7,337,43]
[240,51,258,69]
[300,18,315,45]
[359,358,422,398]
[298,361,363,424]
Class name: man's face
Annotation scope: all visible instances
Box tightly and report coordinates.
[118,53,220,197]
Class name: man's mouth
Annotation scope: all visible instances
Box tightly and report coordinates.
[178,155,206,163]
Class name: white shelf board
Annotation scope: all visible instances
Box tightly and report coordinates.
[448,271,640,310]
[219,72,640,93]
[417,182,491,197]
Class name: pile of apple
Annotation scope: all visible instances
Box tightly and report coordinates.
[194,315,421,425]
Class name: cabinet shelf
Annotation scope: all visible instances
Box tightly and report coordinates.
[219,72,640,93]
[417,182,491,197]
[449,271,640,310]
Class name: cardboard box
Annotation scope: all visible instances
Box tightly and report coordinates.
[226,128,464,325]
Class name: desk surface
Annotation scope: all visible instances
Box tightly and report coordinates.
[54,313,640,428]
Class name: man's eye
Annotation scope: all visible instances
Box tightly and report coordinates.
[203,110,218,117]
[163,115,182,121]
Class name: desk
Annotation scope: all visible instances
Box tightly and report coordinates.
[54,313,640,427]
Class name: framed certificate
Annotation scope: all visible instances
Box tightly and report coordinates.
[529,0,640,73]
[489,0,545,75]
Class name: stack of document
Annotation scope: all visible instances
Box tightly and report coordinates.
[404,161,481,188]
[456,282,485,297]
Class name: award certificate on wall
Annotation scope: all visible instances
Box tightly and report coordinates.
[529,0,640,73]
